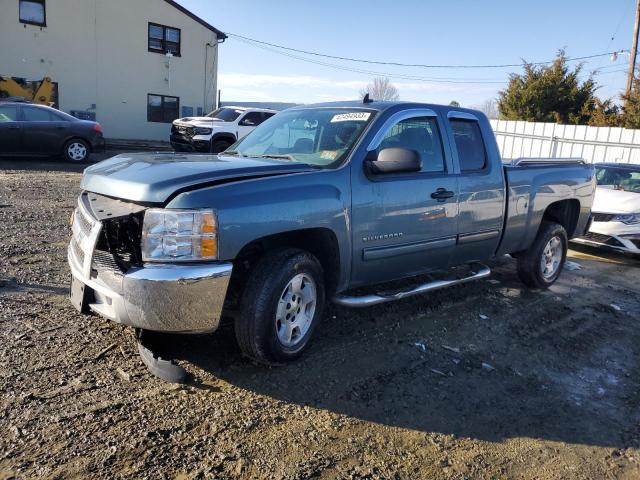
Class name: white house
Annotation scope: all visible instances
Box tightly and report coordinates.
[0,0,225,140]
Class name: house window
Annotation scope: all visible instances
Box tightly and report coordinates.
[19,0,46,26]
[147,94,179,123]
[148,23,181,56]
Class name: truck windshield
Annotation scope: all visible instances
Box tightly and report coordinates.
[595,166,640,193]
[206,108,243,122]
[230,108,376,168]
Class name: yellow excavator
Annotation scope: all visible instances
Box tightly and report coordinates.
[0,76,56,105]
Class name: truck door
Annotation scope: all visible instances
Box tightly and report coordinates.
[350,109,459,287]
[0,104,22,154]
[445,112,505,264]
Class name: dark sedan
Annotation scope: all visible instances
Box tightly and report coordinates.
[0,101,105,162]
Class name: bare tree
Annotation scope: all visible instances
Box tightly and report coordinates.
[360,77,400,101]
[475,98,499,119]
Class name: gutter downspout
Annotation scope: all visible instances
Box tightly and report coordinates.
[205,36,225,112]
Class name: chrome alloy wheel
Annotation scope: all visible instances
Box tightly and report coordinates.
[67,142,88,161]
[275,273,317,347]
[540,235,563,279]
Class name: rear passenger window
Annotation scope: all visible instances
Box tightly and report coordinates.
[377,116,445,173]
[23,107,55,122]
[449,119,487,171]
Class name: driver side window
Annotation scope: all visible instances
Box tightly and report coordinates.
[239,112,263,127]
[377,116,445,173]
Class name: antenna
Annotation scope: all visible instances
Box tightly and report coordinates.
[363,93,372,104]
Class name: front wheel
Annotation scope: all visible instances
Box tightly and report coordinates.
[517,221,568,289]
[235,249,325,364]
[63,139,90,162]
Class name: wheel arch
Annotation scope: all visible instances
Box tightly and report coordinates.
[211,132,236,145]
[227,228,341,307]
[541,199,581,238]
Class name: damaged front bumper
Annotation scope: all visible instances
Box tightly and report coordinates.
[68,193,232,333]
[69,252,232,332]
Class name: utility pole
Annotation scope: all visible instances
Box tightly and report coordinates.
[626,0,640,98]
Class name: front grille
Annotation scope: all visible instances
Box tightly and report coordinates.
[582,231,625,247]
[71,237,85,266]
[92,249,131,274]
[75,206,94,237]
[592,212,615,222]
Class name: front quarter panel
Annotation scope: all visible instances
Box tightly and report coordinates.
[166,168,352,290]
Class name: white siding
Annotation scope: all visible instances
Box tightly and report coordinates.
[0,0,220,140]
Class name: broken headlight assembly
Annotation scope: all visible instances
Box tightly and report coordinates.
[141,209,217,262]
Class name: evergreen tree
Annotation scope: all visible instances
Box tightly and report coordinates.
[498,51,597,125]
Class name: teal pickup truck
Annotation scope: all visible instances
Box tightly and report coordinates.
[69,100,595,378]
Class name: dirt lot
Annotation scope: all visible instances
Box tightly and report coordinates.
[1,157,640,480]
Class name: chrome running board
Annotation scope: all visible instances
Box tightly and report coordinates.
[333,263,491,308]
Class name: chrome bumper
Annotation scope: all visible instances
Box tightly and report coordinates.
[68,193,232,333]
[68,248,233,332]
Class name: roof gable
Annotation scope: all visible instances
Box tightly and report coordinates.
[163,0,226,39]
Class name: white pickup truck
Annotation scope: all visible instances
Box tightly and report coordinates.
[170,106,277,153]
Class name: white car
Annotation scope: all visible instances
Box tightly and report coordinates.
[573,163,640,254]
[170,106,277,153]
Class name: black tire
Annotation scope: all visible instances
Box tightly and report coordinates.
[517,221,568,289]
[235,249,325,364]
[211,140,232,154]
[63,138,90,163]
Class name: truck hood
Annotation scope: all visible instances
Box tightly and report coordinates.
[174,117,227,125]
[81,153,315,203]
[593,186,640,214]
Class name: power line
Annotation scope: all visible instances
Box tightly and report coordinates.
[226,32,627,70]
[230,35,508,84]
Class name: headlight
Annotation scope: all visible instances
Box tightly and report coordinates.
[613,213,640,225]
[141,209,217,262]
[194,127,212,135]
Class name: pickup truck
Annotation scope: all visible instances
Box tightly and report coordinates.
[170,106,277,153]
[68,100,595,377]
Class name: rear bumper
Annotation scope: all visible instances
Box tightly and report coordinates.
[68,246,233,332]
[91,135,106,153]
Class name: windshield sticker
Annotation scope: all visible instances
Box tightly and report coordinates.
[330,112,371,123]
[320,150,338,160]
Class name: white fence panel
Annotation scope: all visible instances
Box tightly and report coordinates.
[490,119,640,164]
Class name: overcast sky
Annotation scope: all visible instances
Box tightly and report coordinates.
[178,0,635,107]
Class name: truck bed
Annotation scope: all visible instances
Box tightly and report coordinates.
[497,160,595,256]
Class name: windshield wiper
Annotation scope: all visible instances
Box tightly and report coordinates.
[220,150,242,157]
[256,154,297,161]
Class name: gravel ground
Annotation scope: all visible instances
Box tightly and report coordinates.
[1,157,640,480]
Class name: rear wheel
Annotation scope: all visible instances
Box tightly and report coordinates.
[235,249,325,364]
[63,139,90,162]
[211,140,232,154]
[517,221,568,289]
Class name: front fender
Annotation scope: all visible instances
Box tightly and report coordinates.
[166,167,352,290]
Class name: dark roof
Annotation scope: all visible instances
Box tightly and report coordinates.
[163,0,226,39]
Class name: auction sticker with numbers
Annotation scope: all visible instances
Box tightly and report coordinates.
[330,112,371,123]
